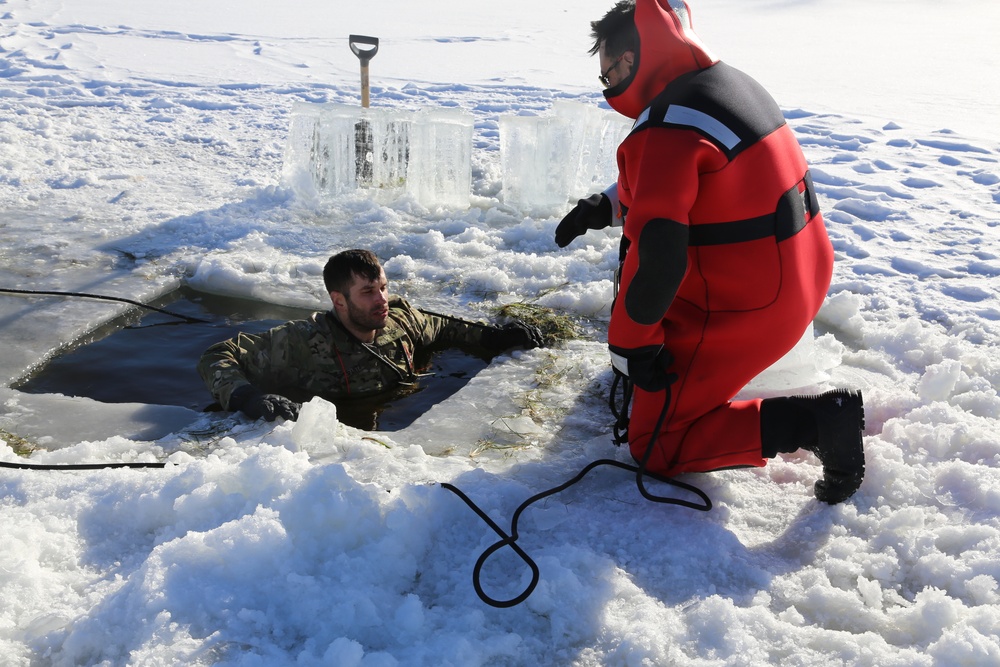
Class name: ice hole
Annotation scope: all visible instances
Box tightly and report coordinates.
[14,287,487,431]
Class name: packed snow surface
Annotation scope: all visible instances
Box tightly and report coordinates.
[2,1,1000,665]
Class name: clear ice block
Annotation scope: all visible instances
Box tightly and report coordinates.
[499,113,575,216]
[500,102,631,216]
[407,108,473,208]
[283,103,472,208]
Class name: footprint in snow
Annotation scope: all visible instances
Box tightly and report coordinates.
[966,170,999,186]
[890,257,960,279]
[832,198,899,222]
[939,283,993,302]
[901,177,939,189]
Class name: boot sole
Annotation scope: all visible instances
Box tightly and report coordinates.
[814,389,865,504]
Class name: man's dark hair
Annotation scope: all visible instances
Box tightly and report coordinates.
[323,249,383,294]
[590,0,638,57]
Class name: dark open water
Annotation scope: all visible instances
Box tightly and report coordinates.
[15,287,485,431]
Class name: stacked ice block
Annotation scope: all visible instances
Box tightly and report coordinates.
[284,100,631,214]
[284,103,473,208]
[499,101,632,216]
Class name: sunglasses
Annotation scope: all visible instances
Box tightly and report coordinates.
[599,54,626,88]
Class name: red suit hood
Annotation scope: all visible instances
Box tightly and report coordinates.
[604,0,718,119]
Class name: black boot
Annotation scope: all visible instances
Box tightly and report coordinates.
[761,389,866,504]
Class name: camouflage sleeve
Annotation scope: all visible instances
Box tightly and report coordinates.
[197,320,314,409]
[389,297,490,350]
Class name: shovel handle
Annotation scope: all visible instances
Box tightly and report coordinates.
[349,34,379,65]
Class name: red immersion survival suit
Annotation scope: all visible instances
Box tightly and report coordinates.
[605,0,834,475]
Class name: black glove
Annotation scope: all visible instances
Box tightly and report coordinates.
[228,384,301,422]
[609,345,677,393]
[481,321,545,352]
[555,193,613,248]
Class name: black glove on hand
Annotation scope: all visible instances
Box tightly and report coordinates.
[610,345,677,393]
[481,321,545,352]
[229,384,300,422]
[554,193,613,248]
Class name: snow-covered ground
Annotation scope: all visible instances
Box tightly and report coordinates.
[2,1,1000,665]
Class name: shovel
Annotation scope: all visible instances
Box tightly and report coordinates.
[349,34,379,108]
[350,34,379,184]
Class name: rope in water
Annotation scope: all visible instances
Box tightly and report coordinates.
[0,287,209,323]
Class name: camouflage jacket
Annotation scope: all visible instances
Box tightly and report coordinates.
[198,296,493,409]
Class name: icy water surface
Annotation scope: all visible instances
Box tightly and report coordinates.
[15,287,487,430]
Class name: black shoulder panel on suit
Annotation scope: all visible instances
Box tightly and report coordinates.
[631,62,787,160]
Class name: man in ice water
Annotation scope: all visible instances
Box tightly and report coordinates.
[198,249,543,423]
[554,0,865,503]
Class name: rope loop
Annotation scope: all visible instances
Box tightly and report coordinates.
[441,440,711,607]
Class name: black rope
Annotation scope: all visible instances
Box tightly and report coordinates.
[0,288,209,324]
[0,460,167,470]
[439,481,540,608]
[609,370,632,446]
[442,380,711,608]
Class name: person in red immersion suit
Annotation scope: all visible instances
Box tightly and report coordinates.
[555,0,865,503]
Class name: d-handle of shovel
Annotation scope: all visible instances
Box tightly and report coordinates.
[349,35,379,108]
[349,34,379,65]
